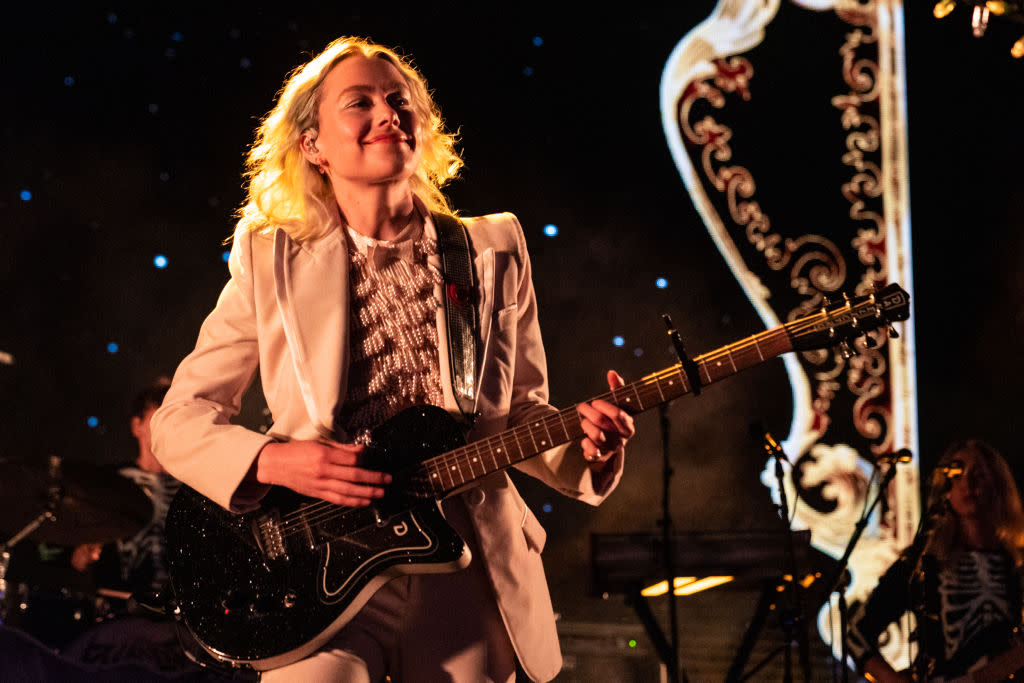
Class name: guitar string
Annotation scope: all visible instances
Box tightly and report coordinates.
[276,334,775,533]
[273,300,896,532]
[275,324,808,528]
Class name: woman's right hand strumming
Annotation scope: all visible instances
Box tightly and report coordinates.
[255,440,392,506]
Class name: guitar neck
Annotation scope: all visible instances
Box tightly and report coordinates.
[419,323,795,498]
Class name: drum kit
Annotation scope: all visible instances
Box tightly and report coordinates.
[0,455,247,680]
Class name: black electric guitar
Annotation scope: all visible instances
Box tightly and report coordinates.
[165,284,910,670]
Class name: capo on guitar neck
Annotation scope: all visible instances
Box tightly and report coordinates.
[662,314,702,397]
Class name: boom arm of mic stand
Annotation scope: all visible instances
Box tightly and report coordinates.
[828,460,901,682]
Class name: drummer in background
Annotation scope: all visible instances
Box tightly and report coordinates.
[72,378,180,596]
[107,377,181,596]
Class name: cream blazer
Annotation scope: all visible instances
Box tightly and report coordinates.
[151,205,625,682]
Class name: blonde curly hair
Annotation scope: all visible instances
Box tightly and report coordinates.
[238,36,463,241]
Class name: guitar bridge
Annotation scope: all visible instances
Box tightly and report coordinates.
[252,511,287,561]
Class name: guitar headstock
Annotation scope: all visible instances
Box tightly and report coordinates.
[788,283,910,353]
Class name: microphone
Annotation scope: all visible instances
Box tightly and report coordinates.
[939,459,964,480]
[875,449,912,495]
[751,422,789,463]
[879,448,913,465]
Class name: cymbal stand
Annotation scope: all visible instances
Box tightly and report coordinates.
[0,456,63,623]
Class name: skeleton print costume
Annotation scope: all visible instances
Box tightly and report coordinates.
[848,544,1022,679]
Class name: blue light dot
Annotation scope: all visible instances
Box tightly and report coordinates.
[222,250,231,263]
[532,36,544,47]
[171,31,183,42]
[634,347,644,357]
[543,224,558,237]
[86,416,99,428]
[19,190,32,201]
[542,503,552,513]
[153,254,168,269]
[107,12,118,23]
[613,336,625,347]
[523,66,534,77]
[240,57,252,69]
[106,342,119,354]
[656,277,669,289]
[63,76,75,86]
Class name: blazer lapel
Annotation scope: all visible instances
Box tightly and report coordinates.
[273,226,349,438]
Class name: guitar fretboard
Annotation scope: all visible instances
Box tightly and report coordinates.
[414,325,795,498]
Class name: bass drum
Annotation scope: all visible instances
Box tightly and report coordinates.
[3,581,103,650]
[63,616,256,681]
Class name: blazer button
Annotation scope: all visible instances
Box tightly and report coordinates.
[468,488,486,506]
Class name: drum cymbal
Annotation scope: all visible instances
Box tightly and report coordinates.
[0,458,153,545]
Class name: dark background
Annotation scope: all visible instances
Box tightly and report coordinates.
[1,2,1021,679]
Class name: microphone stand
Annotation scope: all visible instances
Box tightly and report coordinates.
[906,476,956,683]
[766,433,811,683]
[827,451,907,682]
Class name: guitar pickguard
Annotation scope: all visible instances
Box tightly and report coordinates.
[318,507,443,604]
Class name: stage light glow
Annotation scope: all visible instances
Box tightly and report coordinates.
[106,342,119,354]
[542,503,552,513]
[172,31,183,41]
[987,1,1008,15]
[933,0,955,18]
[523,66,534,76]
[641,577,694,597]
[153,254,168,269]
[628,639,637,648]
[640,575,733,597]
[1013,35,1024,57]
[64,76,75,86]
[106,12,117,23]
[543,224,558,237]
[19,190,31,201]
[532,36,543,46]
[656,277,668,289]
[222,251,231,262]
[612,336,625,347]
[86,416,99,428]
[675,576,733,595]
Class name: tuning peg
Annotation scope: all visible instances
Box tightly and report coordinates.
[887,323,900,339]
[839,341,855,359]
[862,331,877,348]
[845,293,860,330]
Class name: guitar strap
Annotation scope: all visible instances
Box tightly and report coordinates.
[432,212,478,426]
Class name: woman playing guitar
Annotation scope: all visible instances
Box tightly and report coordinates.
[849,440,1024,682]
[151,36,635,683]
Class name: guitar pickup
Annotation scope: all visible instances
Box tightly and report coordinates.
[252,511,288,561]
